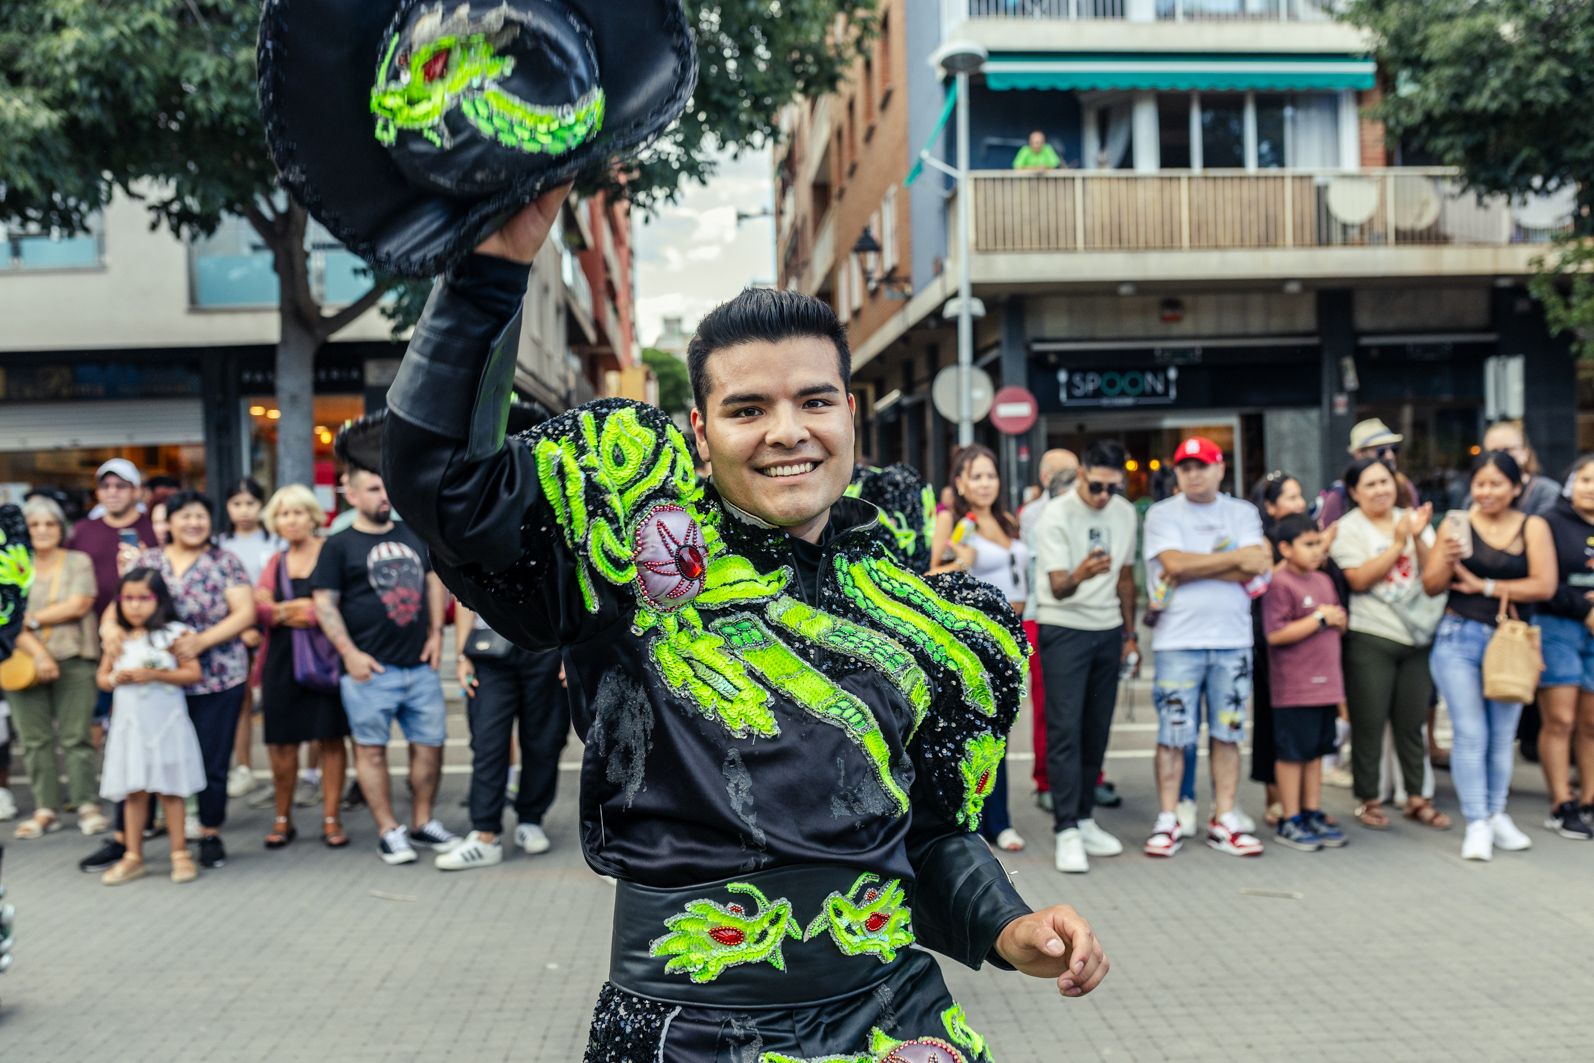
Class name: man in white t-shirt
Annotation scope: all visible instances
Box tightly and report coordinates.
[1034,441,1138,874]
[1141,437,1271,858]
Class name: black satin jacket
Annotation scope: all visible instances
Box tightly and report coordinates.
[382,255,1032,971]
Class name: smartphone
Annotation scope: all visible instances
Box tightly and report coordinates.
[1443,510,1472,559]
[1087,527,1109,557]
[117,528,141,547]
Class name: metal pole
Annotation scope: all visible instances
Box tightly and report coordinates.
[955,69,974,448]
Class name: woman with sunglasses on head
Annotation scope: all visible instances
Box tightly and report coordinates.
[930,443,1030,853]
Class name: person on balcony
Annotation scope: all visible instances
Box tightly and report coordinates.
[1013,130,1063,172]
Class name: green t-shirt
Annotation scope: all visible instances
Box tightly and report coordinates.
[1012,144,1060,170]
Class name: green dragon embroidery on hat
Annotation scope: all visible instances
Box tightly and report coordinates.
[648,881,803,984]
[370,4,605,154]
[802,872,914,963]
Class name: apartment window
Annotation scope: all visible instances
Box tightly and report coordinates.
[880,185,899,274]
[1200,93,1247,169]
[863,56,876,124]
[3,220,103,271]
[847,98,858,169]
[1157,94,1192,169]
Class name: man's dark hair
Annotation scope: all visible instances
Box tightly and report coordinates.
[147,475,181,491]
[687,288,850,412]
[1273,512,1318,546]
[1081,440,1126,471]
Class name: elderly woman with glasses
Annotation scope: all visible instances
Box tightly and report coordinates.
[10,496,109,839]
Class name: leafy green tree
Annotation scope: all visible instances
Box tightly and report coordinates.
[1342,0,1594,354]
[642,347,693,415]
[0,0,874,486]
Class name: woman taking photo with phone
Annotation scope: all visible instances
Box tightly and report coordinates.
[1423,451,1556,861]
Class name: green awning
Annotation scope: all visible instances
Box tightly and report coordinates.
[985,53,1376,93]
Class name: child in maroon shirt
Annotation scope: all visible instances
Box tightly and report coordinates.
[1263,513,1349,852]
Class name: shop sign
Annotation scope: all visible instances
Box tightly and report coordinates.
[1057,367,1179,408]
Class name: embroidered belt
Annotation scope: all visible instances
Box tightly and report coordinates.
[610,863,916,1007]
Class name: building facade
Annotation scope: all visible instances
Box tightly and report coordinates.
[0,189,634,508]
[778,0,1579,507]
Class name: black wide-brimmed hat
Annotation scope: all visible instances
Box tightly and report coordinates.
[260,0,695,278]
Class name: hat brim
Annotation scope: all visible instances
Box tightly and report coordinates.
[260,0,696,279]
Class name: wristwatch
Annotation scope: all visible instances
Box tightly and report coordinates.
[1314,609,1328,629]
[25,617,41,633]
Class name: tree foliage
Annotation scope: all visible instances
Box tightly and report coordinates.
[0,0,876,480]
[1342,0,1594,355]
[642,347,693,415]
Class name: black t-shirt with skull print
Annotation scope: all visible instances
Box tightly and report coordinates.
[311,523,432,667]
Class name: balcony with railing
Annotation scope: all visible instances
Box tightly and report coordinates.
[958,169,1567,284]
[943,0,1357,52]
[188,215,374,310]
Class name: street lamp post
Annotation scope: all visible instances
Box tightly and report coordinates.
[931,40,987,449]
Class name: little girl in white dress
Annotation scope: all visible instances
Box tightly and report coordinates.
[97,568,206,886]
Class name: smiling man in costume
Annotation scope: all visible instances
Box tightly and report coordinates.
[260,0,1106,1057]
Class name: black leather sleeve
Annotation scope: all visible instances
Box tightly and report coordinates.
[905,808,1031,972]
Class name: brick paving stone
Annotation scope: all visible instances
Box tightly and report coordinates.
[0,680,1588,1061]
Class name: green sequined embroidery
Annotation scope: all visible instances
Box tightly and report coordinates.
[942,1005,992,1060]
[709,613,908,815]
[802,872,914,963]
[767,597,931,739]
[0,540,32,626]
[957,733,1006,830]
[648,881,803,984]
[370,8,605,155]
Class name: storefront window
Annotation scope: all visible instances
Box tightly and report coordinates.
[0,445,204,521]
[244,394,366,518]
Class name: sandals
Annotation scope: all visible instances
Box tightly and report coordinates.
[264,816,297,849]
[1404,798,1452,831]
[78,804,111,836]
[1354,802,1391,830]
[171,850,198,884]
[14,810,61,839]
[322,817,350,848]
[1264,802,1285,828]
[101,854,148,886]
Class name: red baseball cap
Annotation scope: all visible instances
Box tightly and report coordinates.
[1172,437,1223,466]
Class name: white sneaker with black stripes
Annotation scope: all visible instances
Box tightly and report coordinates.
[435,831,503,871]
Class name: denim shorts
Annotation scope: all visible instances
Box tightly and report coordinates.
[1153,648,1252,748]
[1537,613,1594,691]
[340,665,447,747]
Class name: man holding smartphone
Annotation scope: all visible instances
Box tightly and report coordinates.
[1033,441,1140,873]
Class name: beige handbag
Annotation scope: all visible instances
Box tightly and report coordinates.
[1481,593,1543,704]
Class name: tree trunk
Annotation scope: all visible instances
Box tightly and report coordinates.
[275,318,318,490]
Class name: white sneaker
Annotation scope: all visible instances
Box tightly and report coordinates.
[379,825,418,865]
[1054,829,1089,873]
[1175,798,1199,839]
[0,787,17,821]
[293,776,320,808]
[1230,808,1258,835]
[411,819,463,852]
[435,830,504,871]
[226,764,255,798]
[1462,820,1493,862]
[515,822,551,855]
[1077,818,1123,857]
[1488,812,1532,852]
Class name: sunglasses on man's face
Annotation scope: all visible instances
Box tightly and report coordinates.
[1374,444,1400,459]
[1085,480,1124,496]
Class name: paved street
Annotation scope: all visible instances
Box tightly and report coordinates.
[1,679,1589,1062]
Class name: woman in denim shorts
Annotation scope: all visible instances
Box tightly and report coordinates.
[1533,454,1594,840]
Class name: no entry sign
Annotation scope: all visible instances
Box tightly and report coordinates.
[990,386,1038,435]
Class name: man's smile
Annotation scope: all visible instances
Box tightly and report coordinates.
[757,460,822,480]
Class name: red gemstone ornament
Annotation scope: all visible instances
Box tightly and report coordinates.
[977,769,992,794]
[421,50,449,82]
[632,503,709,612]
[708,926,746,947]
[864,912,889,934]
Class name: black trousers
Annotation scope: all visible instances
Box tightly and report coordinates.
[1039,625,1121,831]
[467,648,569,834]
[188,686,246,830]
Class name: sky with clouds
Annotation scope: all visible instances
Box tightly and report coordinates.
[634,146,776,350]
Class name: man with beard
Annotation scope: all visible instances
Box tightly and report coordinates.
[377,189,1108,1059]
[311,467,458,864]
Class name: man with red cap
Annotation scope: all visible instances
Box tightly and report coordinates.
[1140,437,1272,858]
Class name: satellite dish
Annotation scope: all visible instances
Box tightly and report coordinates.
[1391,175,1442,230]
[1513,185,1577,231]
[1325,177,1379,227]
